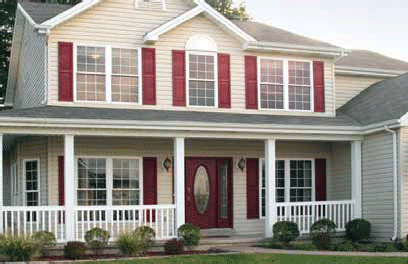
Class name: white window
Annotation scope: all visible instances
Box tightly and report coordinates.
[260,159,315,218]
[24,160,40,206]
[75,45,141,104]
[188,53,216,107]
[259,59,313,111]
[76,157,142,207]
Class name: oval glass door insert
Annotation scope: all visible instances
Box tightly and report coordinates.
[194,166,210,214]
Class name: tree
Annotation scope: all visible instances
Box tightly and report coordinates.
[205,0,250,21]
[0,0,17,98]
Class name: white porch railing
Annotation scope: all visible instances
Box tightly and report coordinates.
[1,206,66,242]
[0,205,176,242]
[74,205,177,241]
[275,200,356,234]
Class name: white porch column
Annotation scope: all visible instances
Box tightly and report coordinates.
[174,137,185,230]
[0,134,3,234]
[64,135,75,241]
[265,139,276,238]
[351,140,362,219]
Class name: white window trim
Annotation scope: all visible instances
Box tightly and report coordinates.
[23,159,40,207]
[257,57,314,112]
[73,43,143,105]
[10,162,18,206]
[259,158,316,219]
[75,156,144,207]
[186,50,219,108]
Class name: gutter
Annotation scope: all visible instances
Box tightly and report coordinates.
[384,126,399,241]
[335,66,406,78]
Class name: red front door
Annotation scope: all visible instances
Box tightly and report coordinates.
[185,158,232,229]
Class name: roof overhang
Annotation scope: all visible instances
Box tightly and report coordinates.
[144,0,256,43]
[243,41,347,58]
[335,66,406,78]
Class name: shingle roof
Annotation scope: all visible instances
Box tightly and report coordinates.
[20,2,74,24]
[336,50,408,72]
[233,21,338,48]
[338,73,408,126]
[0,106,360,127]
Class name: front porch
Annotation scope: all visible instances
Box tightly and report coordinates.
[0,135,362,243]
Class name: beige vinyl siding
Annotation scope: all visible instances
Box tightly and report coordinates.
[12,9,46,109]
[362,132,395,241]
[335,75,384,109]
[18,137,49,206]
[46,137,341,235]
[400,127,408,238]
[329,142,351,200]
[48,1,335,116]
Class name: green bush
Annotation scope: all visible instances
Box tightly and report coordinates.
[117,232,143,256]
[310,219,337,249]
[178,223,201,250]
[294,243,318,251]
[164,238,185,255]
[134,226,155,253]
[84,227,110,255]
[0,233,38,261]
[64,241,87,260]
[32,231,57,256]
[332,243,355,252]
[311,232,331,250]
[272,221,300,245]
[345,219,371,243]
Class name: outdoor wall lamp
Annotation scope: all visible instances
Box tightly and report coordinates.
[237,158,246,171]
[163,157,172,172]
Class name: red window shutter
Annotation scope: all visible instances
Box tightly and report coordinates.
[245,56,258,109]
[246,158,259,219]
[315,159,327,201]
[58,42,74,102]
[172,50,186,106]
[218,53,231,108]
[142,48,156,105]
[313,61,325,112]
[58,156,65,206]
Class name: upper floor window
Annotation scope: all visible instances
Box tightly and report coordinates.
[259,59,313,111]
[75,45,141,104]
[186,35,218,108]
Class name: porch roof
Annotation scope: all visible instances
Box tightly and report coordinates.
[0,106,360,127]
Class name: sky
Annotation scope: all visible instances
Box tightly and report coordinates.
[244,0,408,62]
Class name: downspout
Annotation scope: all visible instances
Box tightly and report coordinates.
[384,126,398,241]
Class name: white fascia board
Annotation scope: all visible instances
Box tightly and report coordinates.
[144,5,205,43]
[144,1,256,43]
[17,3,36,26]
[399,112,408,126]
[36,0,101,32]
[243,41,345,58]
[335,66,406,78]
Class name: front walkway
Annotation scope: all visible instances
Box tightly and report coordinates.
[218,245,408,257]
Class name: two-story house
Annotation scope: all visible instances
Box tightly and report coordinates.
[1,0,408,243]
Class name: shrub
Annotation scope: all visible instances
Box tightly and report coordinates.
[134,226,155,253]
[0,234,38,261]
[310,219,337,249]
[164,238,185,255]
[117,232,142,256]
[64,241,87,260]
[178,223,201,250]
[345,219,371,243]
[84,227,110,255]
[332,243,355,252]
[32,231,57,256]
[267,241,286,249]
[294,243,318,251]
[272,221,300,245]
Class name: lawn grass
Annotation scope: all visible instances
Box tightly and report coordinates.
[84,253,408,264]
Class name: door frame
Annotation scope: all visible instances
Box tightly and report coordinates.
[185,157,233,229]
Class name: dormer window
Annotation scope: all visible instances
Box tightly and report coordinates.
[186,35,218,108]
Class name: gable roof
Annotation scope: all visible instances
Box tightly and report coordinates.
[233,21,338,49]
[19,2,75,24]
[338,73,408,126]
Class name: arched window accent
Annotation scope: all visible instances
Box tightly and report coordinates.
[186,35,218,107]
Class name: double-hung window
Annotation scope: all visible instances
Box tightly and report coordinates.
[259,59,313,111]
[187,53,217,107]
[24,160,40,207]
[75,45,141,104]
[260,159,314,218]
